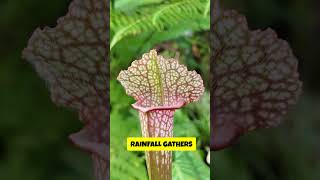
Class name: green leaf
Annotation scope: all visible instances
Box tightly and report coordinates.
[114,0,165,12]
[174,110,200,137]
[110,0,210,49]
[110,108,148,179]
[173,151,210,180]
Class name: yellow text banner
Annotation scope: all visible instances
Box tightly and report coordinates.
[127,137,196,151]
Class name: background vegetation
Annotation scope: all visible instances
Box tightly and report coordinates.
[110,0,210,179]
[0,0,93,179]
[213,1,320,180]
[1,0,319,180]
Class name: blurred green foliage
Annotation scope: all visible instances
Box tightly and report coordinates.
[110,0,210,179]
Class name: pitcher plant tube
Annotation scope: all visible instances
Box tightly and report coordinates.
[117,50,204,180]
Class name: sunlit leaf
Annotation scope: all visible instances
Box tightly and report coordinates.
[110,0,210,49]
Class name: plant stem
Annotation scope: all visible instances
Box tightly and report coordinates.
[213,0,220,17]
[139,110,174,180]
[92,154,108,180]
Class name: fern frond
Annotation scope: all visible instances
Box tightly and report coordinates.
[110,0,210,49]
[110,108,147,179]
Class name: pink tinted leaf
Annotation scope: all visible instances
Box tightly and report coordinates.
[117,50,204,180]
[117,49,204,108]
[212,9,302,150]
[22,0,108,179]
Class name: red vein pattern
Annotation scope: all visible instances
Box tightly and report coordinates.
[211,8,302,150]
[140,110,173,180]
[22,0,109,179]
[118,50,204,108]
[117,50,204,180]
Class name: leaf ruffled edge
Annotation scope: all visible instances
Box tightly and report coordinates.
[117,49,205,108]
